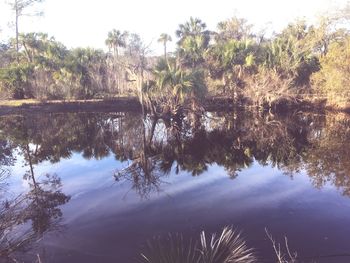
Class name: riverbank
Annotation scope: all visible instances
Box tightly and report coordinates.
[0,97,349,116]
[0,97,237,115]
[0,97,142,115]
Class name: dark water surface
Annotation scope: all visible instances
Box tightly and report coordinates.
[1,111,350,262]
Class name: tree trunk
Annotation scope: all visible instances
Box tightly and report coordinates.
[164,43,167,61]
[25,144,37,189]
[15,0,19,62]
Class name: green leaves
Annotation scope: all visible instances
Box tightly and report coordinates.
[312,36,350,104]
[263,25,321,86]
[176,17,211,67]
[153,59,206,103]
[0,63,34,99]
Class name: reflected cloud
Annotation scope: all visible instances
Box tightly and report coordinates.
[1,110,350,261]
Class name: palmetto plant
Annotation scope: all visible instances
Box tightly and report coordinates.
[199,227,256,263]
[263,22,320,86]
[143,58,206,117]
[153,60,196,102]
[205,38,256,96]
[140,226,256,263]
[179,34,209,67]
[65,48,107,98]
[265,38,301,76]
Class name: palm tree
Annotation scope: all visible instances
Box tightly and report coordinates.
[176,17,208,43]
[175,17,211,67]
[8,0,44,61]
[205,38,256,98]
[178,34,209,67]
[158,33,172,60]
[105,29,128,58]
[149,59,206,117]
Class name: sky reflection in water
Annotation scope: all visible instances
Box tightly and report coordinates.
[1,111,350,262]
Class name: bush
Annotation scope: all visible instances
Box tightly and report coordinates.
[0,63,34,99]
[311,36,350,105]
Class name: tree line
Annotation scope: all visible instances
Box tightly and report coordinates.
[0,4,349,111]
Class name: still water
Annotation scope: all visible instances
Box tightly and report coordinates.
[1,111,350,262]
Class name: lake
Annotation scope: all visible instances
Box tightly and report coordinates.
[1,110,350,263]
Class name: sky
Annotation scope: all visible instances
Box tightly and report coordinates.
[0,0,349,54]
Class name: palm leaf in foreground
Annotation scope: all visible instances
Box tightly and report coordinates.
[139,226,256,263]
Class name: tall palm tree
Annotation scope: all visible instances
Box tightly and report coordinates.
[158,33,172,60]
[175,17,211,67]
[105,29,128,58]
[176,17,207,43]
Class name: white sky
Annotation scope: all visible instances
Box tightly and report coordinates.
[0,0,349,54]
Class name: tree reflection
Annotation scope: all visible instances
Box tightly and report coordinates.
[303,113,350,195]
[0,110,350,199]
[0,173,69,261]
[114,117,166,198]
[0,139,70,261]
[0,140,15,167]
[0,140,15,191]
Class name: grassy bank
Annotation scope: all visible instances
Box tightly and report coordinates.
[0,97,142,115]
[0,97,136,107]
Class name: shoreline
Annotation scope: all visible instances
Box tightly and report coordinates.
[0,97,349,116]
[0,97,142,116]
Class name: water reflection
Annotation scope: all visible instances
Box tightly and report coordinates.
[0,131,70,261]
[114,111,349,198]
[1,111,350,199]
[1,110,350,261]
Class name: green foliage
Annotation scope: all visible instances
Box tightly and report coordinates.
[176,17,211,67]
[176,17,208,42]
[0,63,33,99]
[0,33,70,99]
[0,10,349,107]
[18,33,67,66]
[64,48,107,99]
[312,36,350,104]
[178,34,209,67]
[152,58,207,102]
[105,29,128,56]
[140,57,207,117]
[0,33,110,99]
[205,38,258,96]
[262,20,321,86]
[206,39,257,77]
